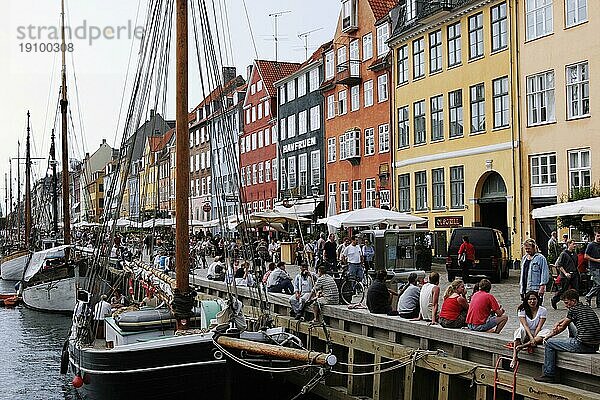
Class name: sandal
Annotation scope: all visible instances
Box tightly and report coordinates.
[504,342,514,349]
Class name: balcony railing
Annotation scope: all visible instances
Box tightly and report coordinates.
[401,0,472,32]
[336,60,361,86]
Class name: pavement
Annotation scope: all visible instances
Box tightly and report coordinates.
[190,257,600,342]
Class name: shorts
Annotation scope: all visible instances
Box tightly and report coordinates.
[468,315,498,332]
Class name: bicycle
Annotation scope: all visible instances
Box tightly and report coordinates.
[338,265,366,305]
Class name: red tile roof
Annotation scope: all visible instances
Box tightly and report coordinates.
[368,0,397,21]
[148,128,174,152]
[300,40,333,69]
[254,60,301,97]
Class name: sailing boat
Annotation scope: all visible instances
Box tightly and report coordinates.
[64,1,335,398]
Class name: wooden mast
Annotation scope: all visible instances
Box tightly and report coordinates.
[50,129,59,234]
[174,0,191,329]
[17,141,20,245]
[24,111,32,248]
[60,0,71,247]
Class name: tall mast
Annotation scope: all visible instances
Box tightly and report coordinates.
[4,173,7,243]
[25,111,32,248]
[50,129,59,234]
[17,141,21,245]
[9,159,12,244]
[174,0,191,330]
[60,0,71,246]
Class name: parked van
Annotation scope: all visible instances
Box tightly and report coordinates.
[445,227,509,283]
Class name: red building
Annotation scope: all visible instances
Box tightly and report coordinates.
[240,60,300,212]
[323,0,397,214]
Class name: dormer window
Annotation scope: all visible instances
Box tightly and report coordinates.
[342,0,358,32]
[405,0,417,21]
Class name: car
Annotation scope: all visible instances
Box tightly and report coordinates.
[445,227,509,283]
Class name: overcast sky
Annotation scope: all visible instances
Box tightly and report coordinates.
[0,0,340,215]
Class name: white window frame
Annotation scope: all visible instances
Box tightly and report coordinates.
[491,2,508,52]
[397,45,409,85]
[310,106,321,131]
[470,83,486,134]
[364,127,375,156]
[352,180,362,210]
[327,137,337,162]
[287,156,296,189]
[447,22,461,67]
[526,70,555,126]
[377,74,388,102]
[431,95,444,141]
[287,80,296,101]
[340,182,349,212]
[365,178,376,207]
[338,90,347,115]
[376,23,389,56]
[397,106,410,148]
[568,148,591,190]
[265,160,271,182]
[565,0,587,27]
[258,162,264,183]
[526,0,553,40]
[378,124,389,153]
[530,153,557,186]
[325,51,334,79]
[493,76,510,128]
[327,95,336,119]
[310,150,320,185]
[297,74,307,97]
[362,32,373,61]
[468,13,484,59]
[287,114,296,139]
[364,80,373,107]
[309,68,320,92]
[566,61,590,119]
[299,153,308,194]
[414,100,426,145]
[351,85,360,111]
[298,110,308,135]
[258,130,264,148]
[412,37,425,79]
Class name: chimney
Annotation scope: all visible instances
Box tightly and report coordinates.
[150,109,155,119]
[222,67,236,85]
[246,64,253,82]
[101,138,107,147]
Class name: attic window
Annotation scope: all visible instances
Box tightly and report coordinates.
[342,0,357,32]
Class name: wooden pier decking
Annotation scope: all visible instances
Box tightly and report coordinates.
[191,275,600,400]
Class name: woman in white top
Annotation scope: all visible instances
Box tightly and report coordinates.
[419,272,440,324]
[510,291,551,368]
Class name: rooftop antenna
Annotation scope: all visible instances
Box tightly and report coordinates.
[268,10,291,61]
[298,28,323,59]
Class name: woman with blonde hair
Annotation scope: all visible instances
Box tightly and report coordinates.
[439,279,469,329]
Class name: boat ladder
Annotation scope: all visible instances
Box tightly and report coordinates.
[493,356,518,400]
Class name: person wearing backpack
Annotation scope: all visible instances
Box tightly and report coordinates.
[458,236,475,280]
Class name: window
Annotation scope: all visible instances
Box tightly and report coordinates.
[338,90,347,115]
[265,128,271,146]
[491,2,508,51]
[398,106,409,148]
[298,110,307,135]
[310,106,321,131]
[265,160,271,182]
[566,0,587,27]
[342,0,357,30]
[251,132,257,149]
[279,86,286,105]
[345,130,360,158]
[377,74,388,102]
[468,13,484,59]
[429,30,442,73]
[297,74,306,97]
[351,85,360,111]
[413,37,425,79]
[325,51,334,79]
[364,80,373,107]
[566,62,590,119]
[245,108,251,124]
[447,22,462,67]
[415,171,427,211]
[526,0,553,40]
[448,89,463,137]
[336,182,349,212]
[287,157,296,189]
[378,124,389,153]
[264,101,270,116]
[430,95,444,141]
[414,100,426,145]
[376,24,389,56]
[352,180,362,210]
[240,137,245,153]
[257,102,263,120]
[251,106,256,122]
[246,166,251,187]
[398,174,410,212]
[252,164,257,184]
[526,71,555,125]
[568,149,591,190]
[327,137,336,162]
[350,39,359,62]
[287,114,296,138]
[327,95,336,119]
[279,118,286,141]
[364,127,375,156]
[299,154,308,194]
[328,182,337,202]
[450,166,464,208]
[258,162,264,183]
[470,83,485,134]
[432,168,445,210]
[272,158,277,181]
[311,151,320,185]
[363,32,373,60]
[337,46,347,70]
[493,76,510,128]
[258,130,264,148]
[309,68,320,92]
[365,178,376,207]
[397,45,409,84]
[256,80,263,92]
[272,126,277,143]
[339,134,346,160]
[287,81,295,101]
[530,153,557,186]
[250,84,256,95]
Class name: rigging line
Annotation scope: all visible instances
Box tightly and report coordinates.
[220,0,235,65]
[208,0,226,70]
[241,0,259,59]
[42,41,59,159]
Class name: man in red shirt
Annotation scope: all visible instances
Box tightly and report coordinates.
[458,235,476,280]
[466,279,508,333]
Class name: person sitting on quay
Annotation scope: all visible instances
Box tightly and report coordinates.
[510,291,551,369]
[439,279,469,329]
[141,289,159,308]
[535,289,600,383]
[266,261,294,294]
[466,279,508,333]
[551,239,580,310]
[396,272,420,319]
[262,262,276,284]
[289,262,316,318]
[207,256,225,281]
[520,239,550,304]
[308,265,339,324]
[234,261,255,287]
[366,269,398,315]
[110,288,129,309]
[419,272,441,325]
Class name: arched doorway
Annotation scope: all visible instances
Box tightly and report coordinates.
[477,172,509,245]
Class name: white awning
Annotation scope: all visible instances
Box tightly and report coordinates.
[273,197,323,217]
[531,197,600,219]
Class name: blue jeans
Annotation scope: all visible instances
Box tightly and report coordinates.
[543,324,599,376]
[348,263,364,281]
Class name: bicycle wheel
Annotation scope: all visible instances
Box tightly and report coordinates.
[363,273,372,288]
[340,279,365,305]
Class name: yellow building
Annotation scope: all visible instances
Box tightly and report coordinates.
[139,136,161,214]
[518,0,598,249]
[389,0,523,259]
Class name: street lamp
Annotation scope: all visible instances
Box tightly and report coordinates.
[311,186,319,235]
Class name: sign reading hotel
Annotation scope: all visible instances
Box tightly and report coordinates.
[435,216,463,228]
[282,137,317,154]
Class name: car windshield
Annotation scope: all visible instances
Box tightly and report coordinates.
[450,230,495,248]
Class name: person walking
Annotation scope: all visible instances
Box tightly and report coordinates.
[362,239,375,273]
[519,239,550,304]
[341,236,364,283]
[547,231,561,266]
[458,236,475,280]
[551,239,580,309]
[584,231,600,307]
[535,289,600,383]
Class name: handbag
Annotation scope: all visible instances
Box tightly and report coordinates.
[458,252,466,264]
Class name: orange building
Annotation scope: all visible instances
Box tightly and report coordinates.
[323,0,397,214]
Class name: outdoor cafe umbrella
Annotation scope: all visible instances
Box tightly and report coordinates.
[531,197,600,219]
[323,207,427,229]
[250,209,312,224]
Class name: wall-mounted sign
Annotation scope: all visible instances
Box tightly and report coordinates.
[435,216,463,229]
[202,203,211,213]
[282,137,317,154]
